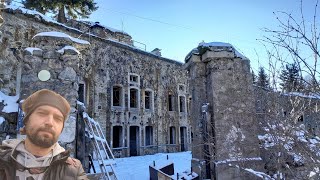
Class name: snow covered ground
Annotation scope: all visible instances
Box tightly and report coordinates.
[92,151,192,180]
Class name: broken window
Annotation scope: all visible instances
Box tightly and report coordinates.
[169,126,176,144]
[179,96,186,112]
[145,91,152,110]
[145,126,153,146]
[168,93,174,111]
[113,86,122,107]
[130,88,138,108]
[112,126,122,148]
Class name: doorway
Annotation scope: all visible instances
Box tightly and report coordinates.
[180,127,187,151]
[129,126,139,156]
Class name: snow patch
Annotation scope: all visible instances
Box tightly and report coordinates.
[91,151,192,180]
[57,45,80,54]
[215,157,262,165]
[33,31,90,45]
[244,168,273,179]
[0,91,19,113]
[24,47,42,55]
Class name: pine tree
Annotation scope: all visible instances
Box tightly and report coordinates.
[257,67,269,89]
[279,62,303,92]
[22,0,98,23]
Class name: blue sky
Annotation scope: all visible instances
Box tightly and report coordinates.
[10,0,317,73]
[85,0,318,72]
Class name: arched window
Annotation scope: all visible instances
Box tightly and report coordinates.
[112,85,123,107]
[129,88,139,108]
[145,126,153,146]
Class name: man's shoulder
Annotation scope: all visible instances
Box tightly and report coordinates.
[0,144,12,158]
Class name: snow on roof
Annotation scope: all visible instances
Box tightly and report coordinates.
[79,20,129,36]
[5,4,57,24]
[57,45,80,55]
[0,91,19,113]
[199,42,232,47]
[4,5,182,64]
[185,41,248,62]
[33,31,90,45]
[199,42,248,59]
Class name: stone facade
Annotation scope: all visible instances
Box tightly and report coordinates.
[0,7,191,158]
[2,5,319,179]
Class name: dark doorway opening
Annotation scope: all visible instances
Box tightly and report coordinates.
[130,126,139,156]
[180,127,187,151]
[113,126,122,148]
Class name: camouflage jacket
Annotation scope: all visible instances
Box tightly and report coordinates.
[0,145,88,180]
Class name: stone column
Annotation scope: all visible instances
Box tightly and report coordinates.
[185,43,262,179]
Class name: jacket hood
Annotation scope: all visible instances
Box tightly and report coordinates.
[2,139,21,149]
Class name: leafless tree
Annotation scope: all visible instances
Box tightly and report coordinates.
[257,0,320,179]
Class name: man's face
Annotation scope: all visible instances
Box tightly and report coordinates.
[25,105,64,148]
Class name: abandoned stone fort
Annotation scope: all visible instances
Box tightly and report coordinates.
[1,5,320,180]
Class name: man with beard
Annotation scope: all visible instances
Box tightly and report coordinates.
[0,89,88,180]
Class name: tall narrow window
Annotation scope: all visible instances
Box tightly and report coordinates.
[168,94,174,111]
[145,91,151,110]
[78,83,85,103]
[145,126,153,146]
[130,88,138,108]
[179,96,186,112]
[113,86,122,106]
[113,126,122,148]
[169,126,176,144]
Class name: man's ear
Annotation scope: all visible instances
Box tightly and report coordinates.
[20,126,26,135]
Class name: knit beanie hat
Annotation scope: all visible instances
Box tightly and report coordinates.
[22,89,71,124]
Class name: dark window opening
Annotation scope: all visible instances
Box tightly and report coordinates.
[168,94,174,111]
[130,88,138,108]
[113,126,122,148]
[145,91,151,109]
[283,111,287,116]
[179,85,184,91]
[113,86,122,106]
[130,75,138,83]
[145,126,153,146]
[179,96,185,112]
[78,84,85,103]
[298,115,304,122]
[169,126,176,144]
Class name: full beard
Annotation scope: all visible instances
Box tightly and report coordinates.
[26,126,58,148]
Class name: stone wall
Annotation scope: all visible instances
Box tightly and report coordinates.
[0,7,192,157]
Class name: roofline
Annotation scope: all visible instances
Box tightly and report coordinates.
[3,8,183,66]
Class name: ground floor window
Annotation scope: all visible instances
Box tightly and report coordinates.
[112,126,122,148]
[169,126,176,144]
[145,126,153,146]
